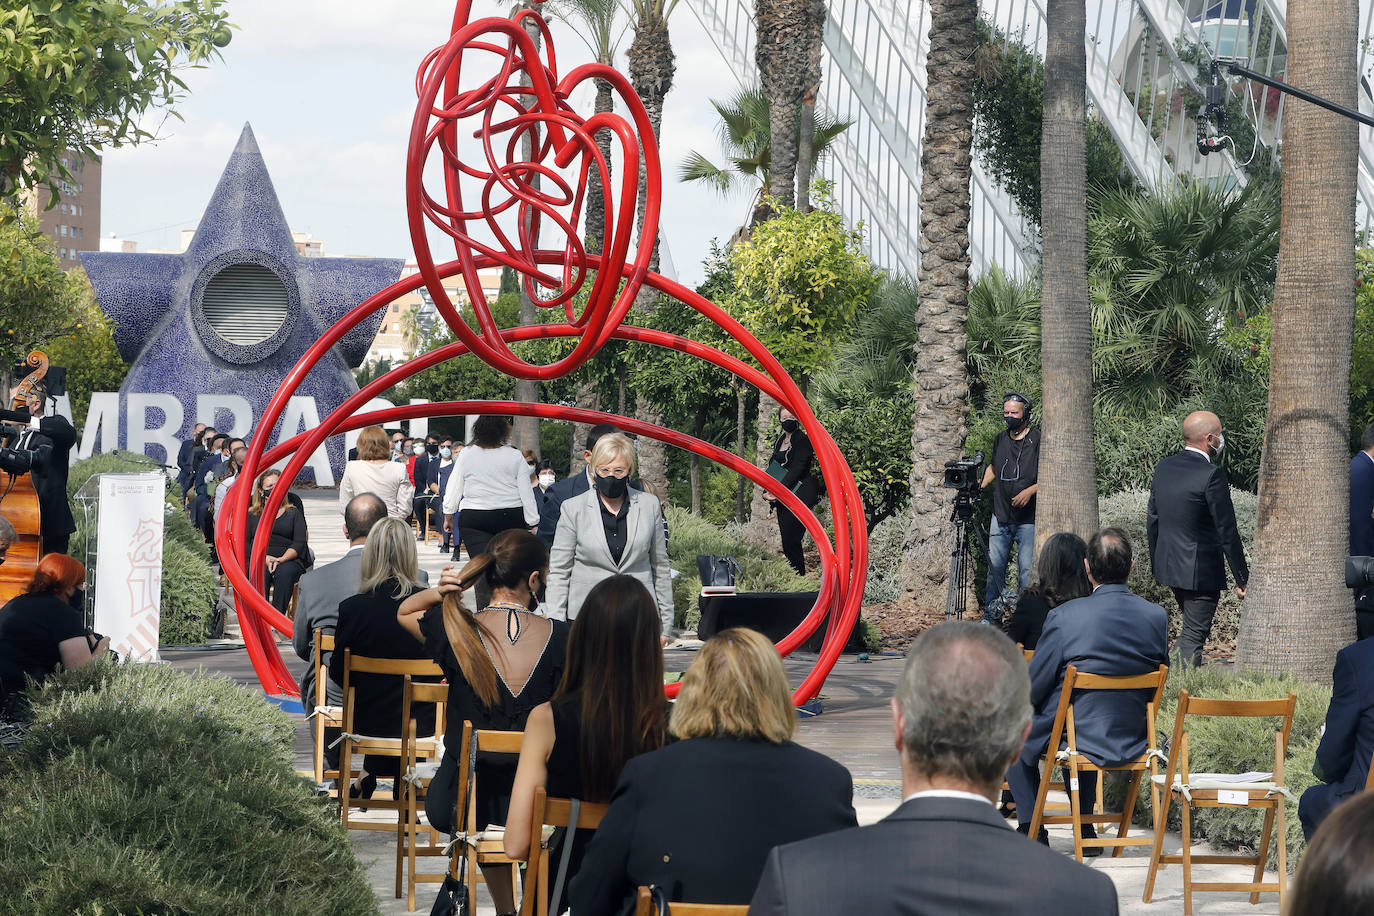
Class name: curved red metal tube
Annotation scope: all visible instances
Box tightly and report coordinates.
[218,0,868,706]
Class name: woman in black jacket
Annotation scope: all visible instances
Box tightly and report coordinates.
[245,468,309,612]
[568,627,856,915]
[764,407,820,576]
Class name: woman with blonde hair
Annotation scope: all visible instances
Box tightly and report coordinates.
[569,628,856,915]
[547,432,673,641]
[398,528,569,916]
[246,468,309,611]
[328,517,435,800]
[339,425,415,519]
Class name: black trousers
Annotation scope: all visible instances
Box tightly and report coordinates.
[1172,587,1221,666]
[42,532,70,557]
[413,495,442,540]
[459,506,529,607]
[267,558,307,613]
[776,504,807,576]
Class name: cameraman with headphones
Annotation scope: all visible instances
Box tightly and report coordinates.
[980,392,1040,625]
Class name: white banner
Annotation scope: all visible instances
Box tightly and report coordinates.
[93,473,165,662]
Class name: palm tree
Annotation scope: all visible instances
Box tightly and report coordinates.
[1034,0,1096,545]
[679,86,851,226]
[898,0,980,605]
[754,0,825,210]
[626,0,679,497]
[1237,0,1359,680]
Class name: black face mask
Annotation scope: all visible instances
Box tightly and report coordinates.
[426,442,439,455]
[780,418,798,433]
[595,474,628,499]
[1005,415,1026,432]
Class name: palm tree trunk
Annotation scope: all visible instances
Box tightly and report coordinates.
[514,4,542,457]
[735,379,748,523]
[746,391,781,543]
[897,0,979,609]
[690,408,707,514]
[570,378,600,476]
[795,87,817,212]
[585,77,615,255]
[1236,0,1358,680]
[1035,0,1096,544]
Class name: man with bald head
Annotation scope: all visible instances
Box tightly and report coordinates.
[1148,410,1248,666]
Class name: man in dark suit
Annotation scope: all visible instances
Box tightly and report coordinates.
[1148,410,1248,666]
[750,621,1118,915]
[1004,528,1169,849]
[1299,635,1374,838]
[410,434,443,538]
[0,383,77,555]
[1350,422,1374,638]
[538,423,637,547]
[176,422,206,497]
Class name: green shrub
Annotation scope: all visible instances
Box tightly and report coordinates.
[1101,664,1329,869]
[1099,487,1256,646]
[665,506,818,631]
[65,452,217,645]
[0,661,378,915]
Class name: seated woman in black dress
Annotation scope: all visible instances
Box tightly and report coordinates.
[0,553,107,720]
[246,468,309,612]
[504,575,669,914]
[569,627,857,915]
[327,517,435,799]
[397,528,569,916]
[1004,531,1091,651]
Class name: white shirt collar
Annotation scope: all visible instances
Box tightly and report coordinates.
[1184,445,1211,463]
[903,789,996,806]
[346,543,365,553]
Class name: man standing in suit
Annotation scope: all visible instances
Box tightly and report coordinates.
[1350,422,1374,639]
[1299,635,1374,838]
[1004,528,1169,848]
[176,422,206,497]
[749,621,1118,915]
[0,384,77,556]
[410,434,443,539]
[1148,410,1248,666]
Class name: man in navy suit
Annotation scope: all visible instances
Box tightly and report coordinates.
[750,621,1118,915]
[1350,422,1374,638]
[1005,528,1169,849]
[1148,410,1249,666]
[1299,636,1374,838]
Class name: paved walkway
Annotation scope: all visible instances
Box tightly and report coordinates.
[164,488,1288,914]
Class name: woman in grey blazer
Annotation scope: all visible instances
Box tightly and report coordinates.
[547,433,674,641]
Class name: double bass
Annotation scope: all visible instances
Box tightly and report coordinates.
[0,351,46,603]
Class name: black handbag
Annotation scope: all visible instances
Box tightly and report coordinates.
[429,732,479,916]
[696,555,740,589]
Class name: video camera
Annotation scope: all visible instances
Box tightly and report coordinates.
[1346,556,1374,589]
[943,452,985,492]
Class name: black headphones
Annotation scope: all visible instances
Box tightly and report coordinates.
[1003,391,1033,416]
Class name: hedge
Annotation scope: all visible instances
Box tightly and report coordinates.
[66,451,218,646]
[0,660,378,915]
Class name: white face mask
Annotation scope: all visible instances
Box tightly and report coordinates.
[526,462,536,474]
[440,447,452,459]
[539,473,555,487]
[1211,433,1226,455]
[413,444,425,455]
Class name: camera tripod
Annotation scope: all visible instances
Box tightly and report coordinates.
[945,490,988,620]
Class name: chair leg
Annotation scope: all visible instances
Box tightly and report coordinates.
[466,849,478,915]
[1114,771,1143,858]
[1181,801,1194,916]
[395,803,405,899]
[1275,800,1288,913]
[339,742,352,829]
[1143,786,1169,903]
[1251,804,1276,905]
[1067,762,1085,862]
[1028,754,1055,839]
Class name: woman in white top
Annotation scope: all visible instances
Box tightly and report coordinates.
[339,425,415,519]
[443,415,540,602]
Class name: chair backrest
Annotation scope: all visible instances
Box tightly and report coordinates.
[312,628,335,707]
[1366,748,1374,792]
[634,887,748,916]
[1063,664,1169,755]
[455,725,526,834]
[1164,689,1299,787]
[339,649,444,730]
[522,787,610,916]
[1022,648,1035,663]
[400,675,447,773]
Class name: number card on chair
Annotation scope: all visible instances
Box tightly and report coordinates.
[93,472,165,661]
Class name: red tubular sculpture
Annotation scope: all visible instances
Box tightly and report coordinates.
[219,0,869,707]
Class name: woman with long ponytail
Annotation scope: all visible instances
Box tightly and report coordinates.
[398,528,568,916]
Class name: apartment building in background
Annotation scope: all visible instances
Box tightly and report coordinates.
[21,152,101,267]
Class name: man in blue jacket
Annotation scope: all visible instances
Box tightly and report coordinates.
[1350,422,1374,638]
[1299,636,1374,838]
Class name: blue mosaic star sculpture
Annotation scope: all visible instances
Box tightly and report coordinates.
[81,124,403,481]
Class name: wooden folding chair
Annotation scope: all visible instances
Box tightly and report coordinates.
[311,629,341,790]
[1028,664,1169,861]
[517,786,609,916]
[448,723,526,915]
[397,677,449,909]
[1143,689,1298,915]
[633,887,749,915]
[336,650,443,831]
[1364,747,1374,791]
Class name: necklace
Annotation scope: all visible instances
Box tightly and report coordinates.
[483,600,527,645]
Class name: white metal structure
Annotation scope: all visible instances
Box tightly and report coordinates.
[682,0,1374,277]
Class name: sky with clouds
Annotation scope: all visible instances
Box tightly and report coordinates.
[100,0,757,287]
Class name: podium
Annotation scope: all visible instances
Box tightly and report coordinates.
[697,591,864,653]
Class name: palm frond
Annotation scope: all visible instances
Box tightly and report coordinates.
[678,150,736,195]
